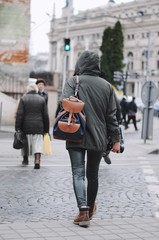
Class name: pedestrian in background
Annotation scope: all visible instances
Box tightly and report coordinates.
[15,83,49,169]
[120,96,128,129]
[126,96,138,131]
[59,50,121,227]
[36,78,48,105]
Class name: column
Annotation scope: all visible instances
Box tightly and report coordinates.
[85,36,89,50]
[56,40,61,72]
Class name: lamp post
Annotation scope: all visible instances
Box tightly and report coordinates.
[62,1,71,90]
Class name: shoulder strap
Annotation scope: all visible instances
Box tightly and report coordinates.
[74,75,79,97]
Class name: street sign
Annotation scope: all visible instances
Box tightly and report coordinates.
[141,80,158,106]
[128,72,140,78]
[114,71,123,76]
[113,71,123,82]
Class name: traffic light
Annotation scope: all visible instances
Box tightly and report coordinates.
[64,38,70,51]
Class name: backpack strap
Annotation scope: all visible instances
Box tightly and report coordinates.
[74,75,79,97]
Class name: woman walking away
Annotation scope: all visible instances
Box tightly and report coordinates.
[58,50,121,227]
[15,83,49,169]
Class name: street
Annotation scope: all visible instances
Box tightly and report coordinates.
[0,115,159,239]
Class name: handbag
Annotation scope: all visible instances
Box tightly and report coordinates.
[43,133,52,155]
[13,130,27,149]
[53,76,86,142]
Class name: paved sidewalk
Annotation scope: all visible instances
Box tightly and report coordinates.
[0,218,159,240]
[0,115,159,239]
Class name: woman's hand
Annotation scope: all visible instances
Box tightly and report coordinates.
[111,142,120,153]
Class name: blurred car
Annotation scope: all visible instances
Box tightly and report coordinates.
[153,100,159,117]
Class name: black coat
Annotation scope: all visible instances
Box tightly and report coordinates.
[120,99,128,116]
[127,100,137,115]
[15,91,49,134]
[38,90,48,104]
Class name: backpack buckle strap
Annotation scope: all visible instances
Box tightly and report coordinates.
[75,75,79,97]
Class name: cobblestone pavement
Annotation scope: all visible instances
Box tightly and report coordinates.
[0,116,159,239]
[0,129,159,223]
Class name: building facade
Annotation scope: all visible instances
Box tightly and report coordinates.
[48,0,159,98]
[0,0,30,99]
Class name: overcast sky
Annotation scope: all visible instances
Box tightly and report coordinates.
[30,0,133,55]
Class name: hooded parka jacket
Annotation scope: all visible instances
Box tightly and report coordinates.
[60,51,120,152]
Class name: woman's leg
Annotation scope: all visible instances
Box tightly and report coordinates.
[33,134,43,169]
[21,138,29,165]
[86,150,102,212]
[68,148,90,226]
[68,148,86,208]
[34,153,41,169]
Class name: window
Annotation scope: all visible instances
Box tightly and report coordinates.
[77,35,84,41]
[132,83,135,94]
[130,62,133,70]
[127,62,133,71]
[127,52,134,71]
[127,35,135,40]
[128,52,133,57]
[142,61,145,70]
[92,33,100,40]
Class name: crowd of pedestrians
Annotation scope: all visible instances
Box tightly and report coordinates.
[120,95,139,131]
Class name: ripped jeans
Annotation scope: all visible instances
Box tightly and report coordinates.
[68,148,102,210]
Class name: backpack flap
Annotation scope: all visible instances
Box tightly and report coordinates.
[62,96,84,113]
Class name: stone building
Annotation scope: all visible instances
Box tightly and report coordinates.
[0,0,30,125]
[0,0,58,125]
[0,0,30,99]
[48,0,159,98]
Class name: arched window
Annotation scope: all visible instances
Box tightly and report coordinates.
[127,52,134,70]
[128,52,133,57]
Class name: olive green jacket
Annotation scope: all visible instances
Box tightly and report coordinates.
[60,51,120,152]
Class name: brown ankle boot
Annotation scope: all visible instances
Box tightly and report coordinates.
[89,203,97,220]
[22,156,28,165]
[74,207,90,227]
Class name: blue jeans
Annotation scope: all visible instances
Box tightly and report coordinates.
[68,148,102,210]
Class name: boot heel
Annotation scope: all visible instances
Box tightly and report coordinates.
[79,221,90,227]
[34,163,40,169]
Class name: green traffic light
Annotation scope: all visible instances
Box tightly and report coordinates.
[64,38,70,51]
[65,45,70,51]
